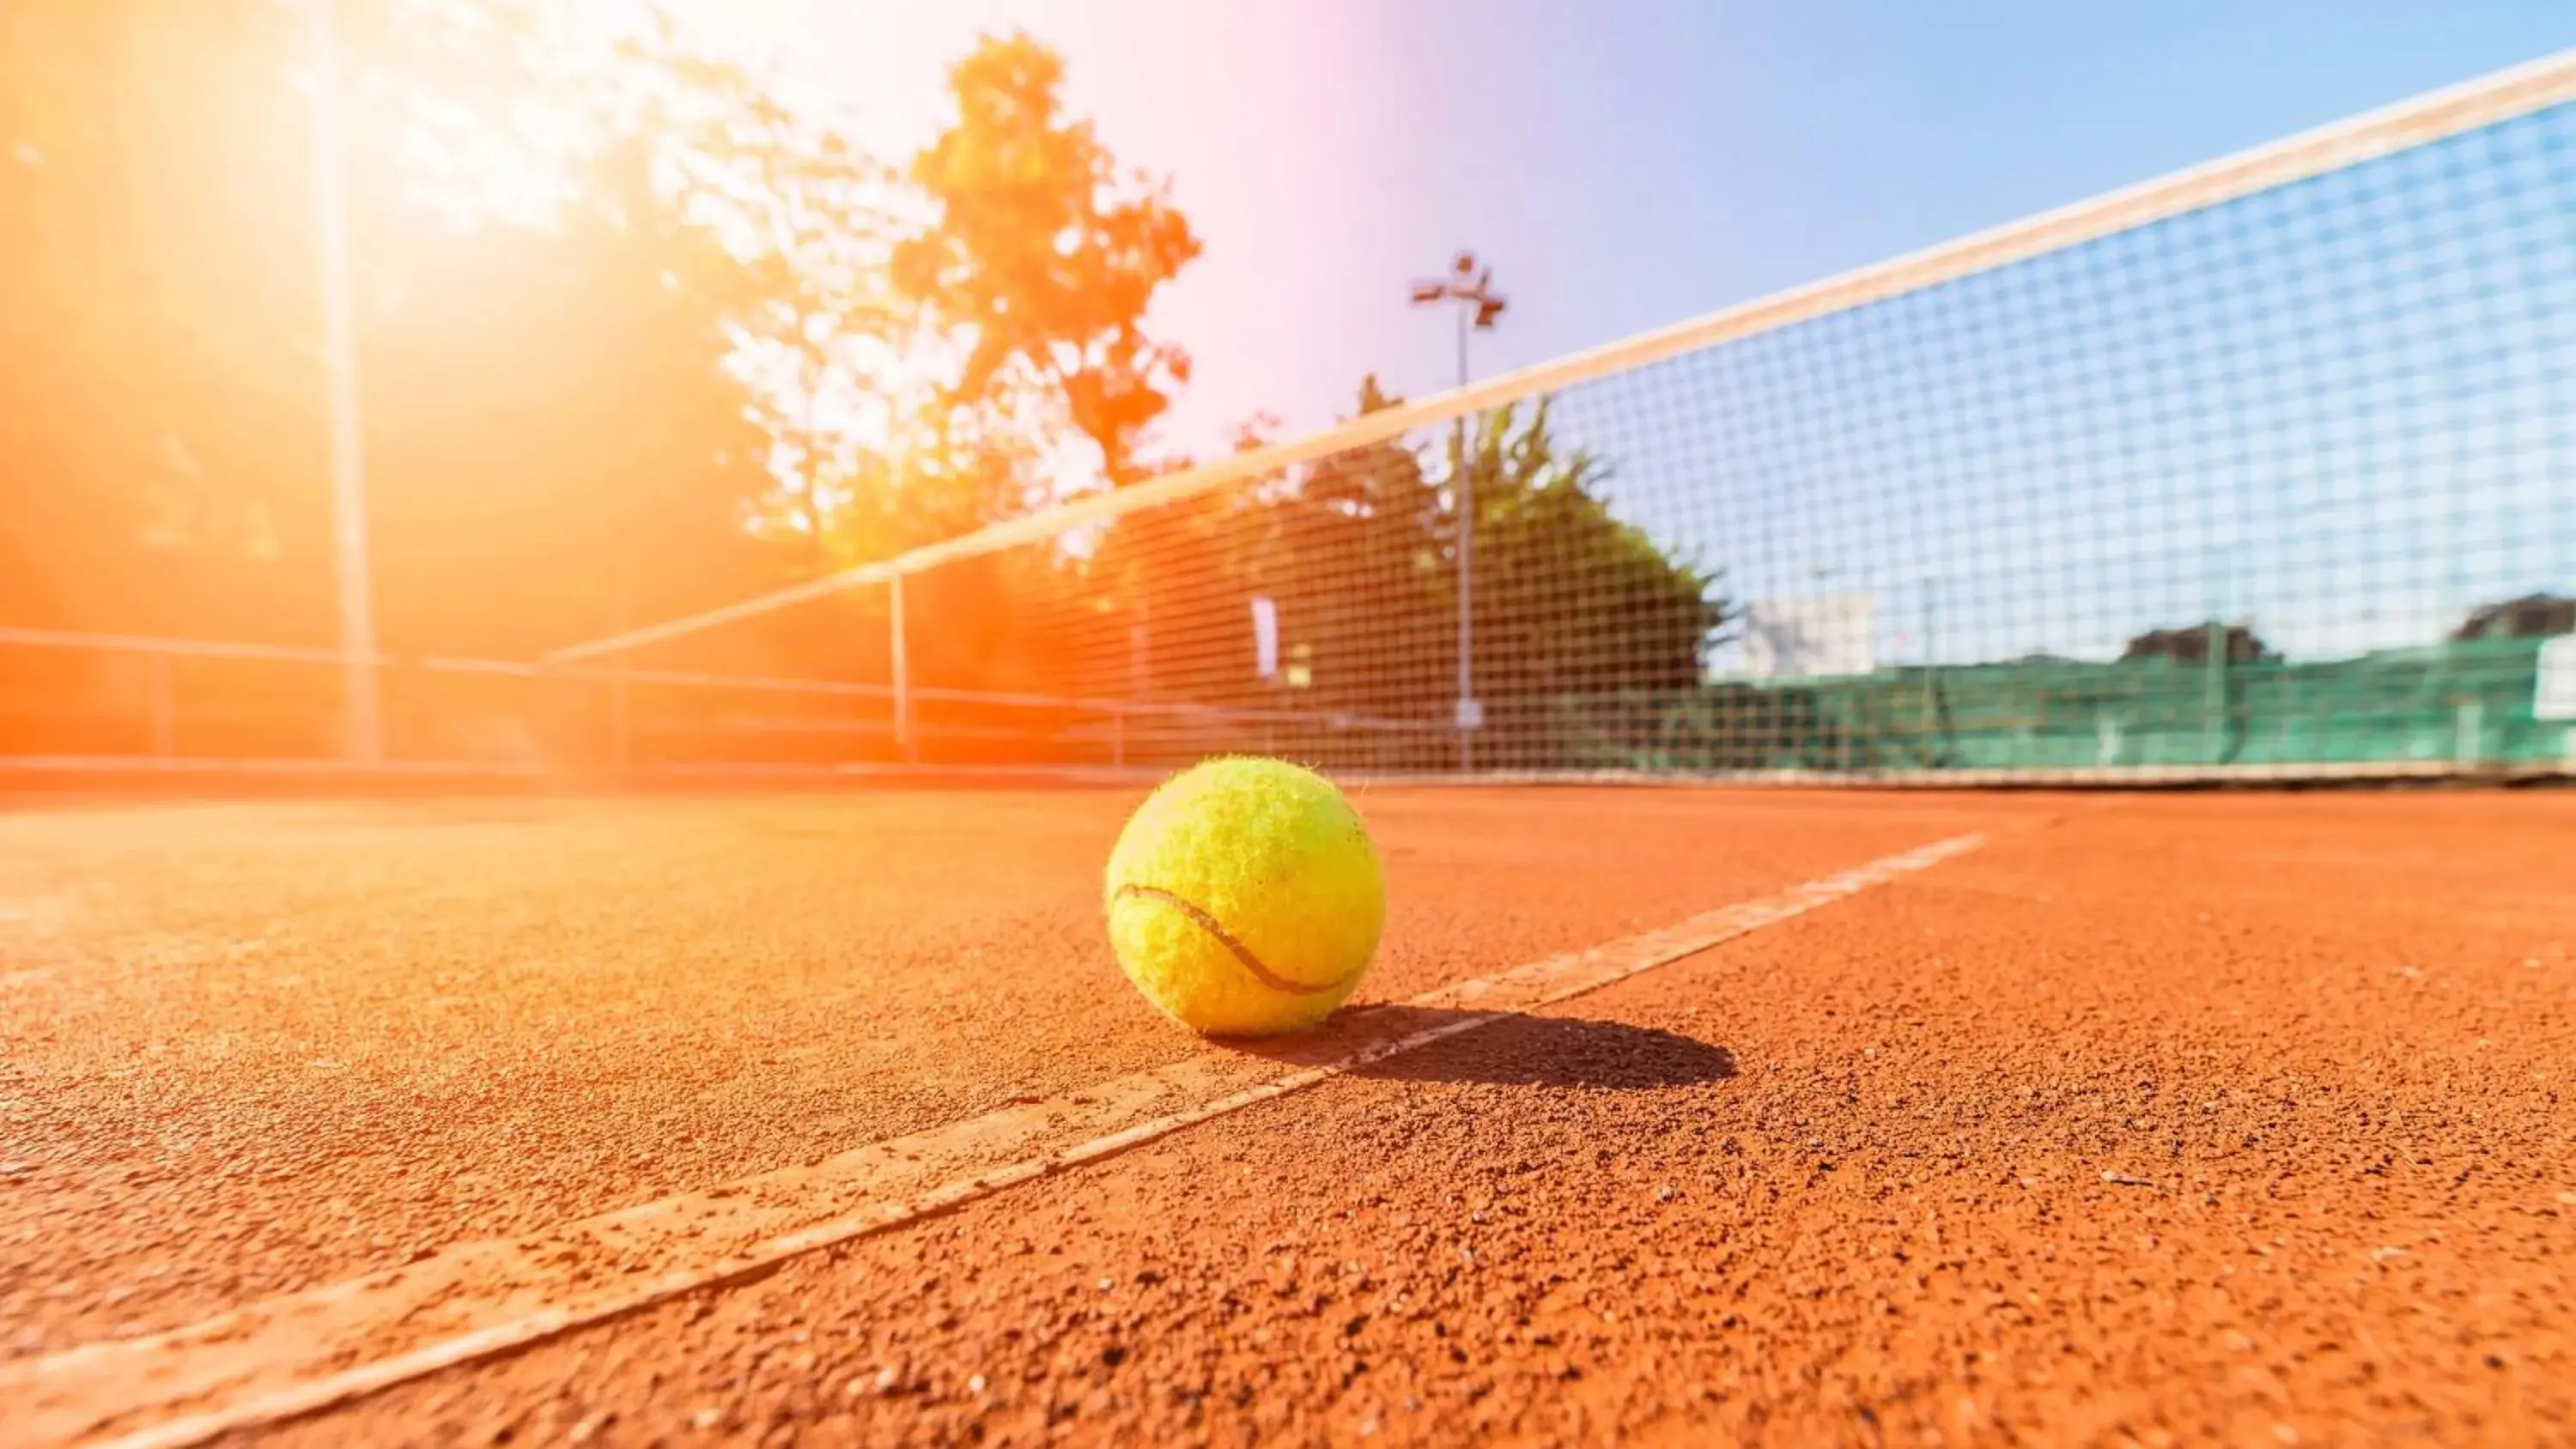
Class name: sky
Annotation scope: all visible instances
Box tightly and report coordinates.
[669,1,2573,668]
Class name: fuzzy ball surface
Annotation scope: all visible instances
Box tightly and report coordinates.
[1103,756,1386,1037]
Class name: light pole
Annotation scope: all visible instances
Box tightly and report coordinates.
[308,0,380,762]
[1410,252,1506,771]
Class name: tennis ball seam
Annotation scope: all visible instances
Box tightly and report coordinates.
[1109,882,1355,997]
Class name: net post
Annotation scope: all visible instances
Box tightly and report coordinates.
[1453,295,1475,773]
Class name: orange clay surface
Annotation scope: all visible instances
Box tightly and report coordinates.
[2,786,2570,1446]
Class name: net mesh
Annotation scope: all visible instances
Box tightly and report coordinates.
[816,76,2575,779]
[20,58,2568,780]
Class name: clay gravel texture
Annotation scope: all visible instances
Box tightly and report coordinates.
[5,786,2573,1446]
[0,787,2022,1354]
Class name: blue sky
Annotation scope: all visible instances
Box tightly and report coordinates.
[703,2,2573,665]
[708,1,2570,442]
[1156,0,2572,446]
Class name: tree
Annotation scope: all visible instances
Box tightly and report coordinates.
[353,131,787,660]
[1233,378,1455,718]
[0,0,343,640]
[2121,624,2276,664]
[1459,398,1728,705]
[892,32,1200,492]
[1057,379,1727,761]
[2451,593,2573,642]
[0,1,890,664]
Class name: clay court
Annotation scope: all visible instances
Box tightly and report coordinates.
[4,784,2570,1446]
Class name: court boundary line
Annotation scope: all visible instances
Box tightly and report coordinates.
[13,833,1986,1449]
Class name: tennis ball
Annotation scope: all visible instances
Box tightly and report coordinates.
[1103,756,1385,1037]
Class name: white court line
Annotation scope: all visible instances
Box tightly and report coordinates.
[9,832,1984,1449]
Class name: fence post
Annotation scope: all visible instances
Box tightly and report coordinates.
[310,0,382,764]
[2202,621,2227,767]
[610,670,630,773]
[890,570,914,763]
[1917,579,1940,765]
[149,652,175,760]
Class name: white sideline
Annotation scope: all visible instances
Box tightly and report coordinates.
[10,832,1986,1449]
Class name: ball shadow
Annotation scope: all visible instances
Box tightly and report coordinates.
[1229,1004,1739,1089]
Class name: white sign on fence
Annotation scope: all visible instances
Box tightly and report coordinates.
[1741,593,1877,679]
[2537,634,2576,722]
[1250,597,1280,679]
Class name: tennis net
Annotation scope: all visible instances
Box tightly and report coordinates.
[547,50,2576,783]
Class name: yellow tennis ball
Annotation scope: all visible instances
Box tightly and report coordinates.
[1103,756,1385,1037]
